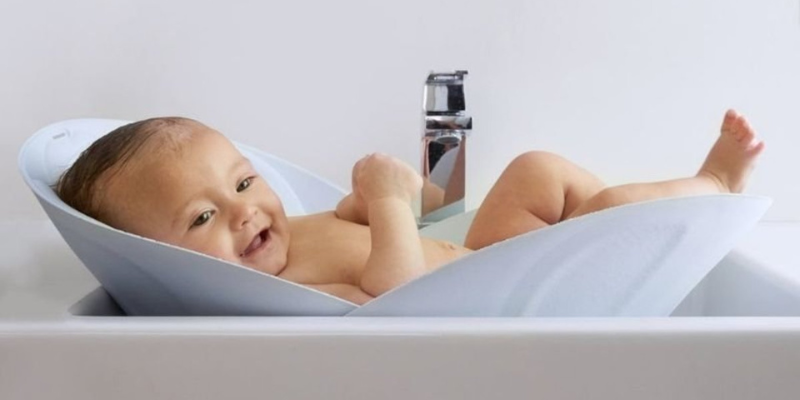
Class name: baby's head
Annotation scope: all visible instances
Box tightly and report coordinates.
[57,118,291,276]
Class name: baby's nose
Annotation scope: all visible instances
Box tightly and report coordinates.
[232,203,258,228]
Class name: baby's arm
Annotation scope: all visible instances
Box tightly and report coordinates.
[335,193,368,225]
[354,154,426,297]
[334,159,370,225]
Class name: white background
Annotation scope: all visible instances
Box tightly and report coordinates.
[3,0,799,221]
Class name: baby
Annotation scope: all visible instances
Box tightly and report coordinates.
[57,110,764,305]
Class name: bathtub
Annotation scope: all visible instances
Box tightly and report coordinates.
[1,220,799,399]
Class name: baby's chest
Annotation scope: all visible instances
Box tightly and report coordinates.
[286,219,372,285]
[285,214,470,286]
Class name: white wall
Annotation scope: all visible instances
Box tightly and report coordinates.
[3,0,799,222]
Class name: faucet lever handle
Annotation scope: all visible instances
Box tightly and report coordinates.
[423,70,469,114]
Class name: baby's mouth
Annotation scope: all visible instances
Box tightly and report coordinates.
[241,229,270,258]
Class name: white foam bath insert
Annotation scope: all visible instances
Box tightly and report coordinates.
[19,119,771,317]
[350,194,771,317]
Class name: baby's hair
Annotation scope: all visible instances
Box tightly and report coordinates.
[56,117,199,221]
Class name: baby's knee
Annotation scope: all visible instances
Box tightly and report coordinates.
[507,151,565,172]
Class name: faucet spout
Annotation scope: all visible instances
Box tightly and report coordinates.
[420,70,471,225]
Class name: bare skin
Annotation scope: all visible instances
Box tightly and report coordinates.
[99,128,470,306]
[464,109,764,248]
[99,109,763,305]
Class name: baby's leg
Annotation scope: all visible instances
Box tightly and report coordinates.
[464,151,606,249]
[566,109,764,219]
[464,109,765,250]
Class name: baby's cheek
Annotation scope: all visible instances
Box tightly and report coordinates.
[210,241,239,262]
[185,235,237,262]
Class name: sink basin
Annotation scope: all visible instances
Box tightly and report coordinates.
[2,221,800,399]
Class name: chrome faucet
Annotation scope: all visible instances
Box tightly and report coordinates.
[420,70,472,225]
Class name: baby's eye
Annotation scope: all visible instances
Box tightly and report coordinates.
[192,210,213,228]
[237,177,254,192]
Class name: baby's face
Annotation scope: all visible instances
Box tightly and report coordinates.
[101,126,291,276]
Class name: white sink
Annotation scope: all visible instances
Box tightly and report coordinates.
[2,221,800,399]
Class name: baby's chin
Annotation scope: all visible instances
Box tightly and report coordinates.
[246,255,288,277]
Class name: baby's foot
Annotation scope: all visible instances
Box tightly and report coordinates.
[698,109,765,193]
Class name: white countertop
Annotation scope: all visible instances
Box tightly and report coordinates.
[3,220,800,400]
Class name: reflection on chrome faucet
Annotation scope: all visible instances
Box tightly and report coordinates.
[420,70,472,225]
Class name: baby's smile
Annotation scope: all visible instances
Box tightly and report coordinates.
[241,228,271,259]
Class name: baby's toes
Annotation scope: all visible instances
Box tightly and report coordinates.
[721,110,740,137]
[736,119,757,143]
[725,116,747,143]
[724,109,738,123]
[746,139,765,155]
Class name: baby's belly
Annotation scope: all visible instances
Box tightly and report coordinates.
[317,236,471,284]
[287,213,472,285]
[421,238,473,273]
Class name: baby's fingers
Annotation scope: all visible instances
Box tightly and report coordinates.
[352,155,370,184]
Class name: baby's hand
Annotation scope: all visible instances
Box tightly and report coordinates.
[354,153,423,205]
